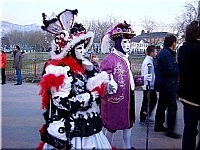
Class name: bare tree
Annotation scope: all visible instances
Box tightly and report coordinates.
[174,1,198,35]
[140,16,158,44]
[141,16,157,33]
[167,23,178,34]
[6,30,23,48]
[4,30,53,52]
[81,15,122,52]
[1,36,10,50]
[152,22,169,44]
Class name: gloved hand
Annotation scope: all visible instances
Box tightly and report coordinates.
[144,74,152,82]
[82,58,93,71]
[107,74,118,94]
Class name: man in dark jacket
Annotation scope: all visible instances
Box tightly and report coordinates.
[12,45,22,85]
[154,34,180,139]
[178,20,200,150]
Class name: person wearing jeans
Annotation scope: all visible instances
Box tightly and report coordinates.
[16,69,22,85]
[12,45,22,85]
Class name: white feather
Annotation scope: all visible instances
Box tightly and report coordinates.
[101,33,110,54]
[86,71,109,91]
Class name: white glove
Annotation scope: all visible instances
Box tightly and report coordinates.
[82,58,93,71]
[144,74,152,82]
[91,91,99,100]
[107,74,118,94]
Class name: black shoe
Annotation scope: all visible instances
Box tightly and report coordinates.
[1,83,6,85]
[166,131,181,139]
[154,126,168,132]
[14,83,22,85]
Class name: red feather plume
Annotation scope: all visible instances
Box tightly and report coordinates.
[91,82,107,97]
[38,74,65,109]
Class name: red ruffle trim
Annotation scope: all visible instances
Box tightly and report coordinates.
[38,57,85,109]
[91,82,107,97]
[36,141,45,150]
[38,74,65,109]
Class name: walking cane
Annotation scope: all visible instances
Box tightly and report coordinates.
[146,63,152,150]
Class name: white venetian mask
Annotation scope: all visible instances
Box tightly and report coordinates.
[121,39,131,53]
[75,43,85,60]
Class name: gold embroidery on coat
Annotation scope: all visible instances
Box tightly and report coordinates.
[113,62,126,88]
[107,93,124,103]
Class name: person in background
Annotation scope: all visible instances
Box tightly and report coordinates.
[84,49,92,61]
[0,49,7,85]
[12,45,22,85]
[83,50,96,78]
[139,45,157,126]
[153,45,161,92]
[153,45,161,73]
[154,34,180,139]
[178,20,200,150]
[100,21,151,149]
[91,52,100,74]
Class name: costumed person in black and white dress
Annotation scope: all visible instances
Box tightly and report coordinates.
[36,9,111,150]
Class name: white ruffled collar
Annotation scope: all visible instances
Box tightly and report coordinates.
[112,48,129,59]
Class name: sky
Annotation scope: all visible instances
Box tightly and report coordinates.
[0,0,196,35]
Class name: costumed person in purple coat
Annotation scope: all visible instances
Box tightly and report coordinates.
[100,21,152,149]
[36,9,111,150]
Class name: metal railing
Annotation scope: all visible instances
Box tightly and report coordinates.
[6,58,47,83]
[6,55,145,83]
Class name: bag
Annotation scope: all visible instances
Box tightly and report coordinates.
[134,75,144,87]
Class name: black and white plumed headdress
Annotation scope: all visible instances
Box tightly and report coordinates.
[41,9,94,60]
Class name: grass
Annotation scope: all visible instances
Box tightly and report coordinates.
[6,52,145,76]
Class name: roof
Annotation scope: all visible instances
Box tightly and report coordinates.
[131,36,149,43]
[21,47,34,50]
[137,31,173,38]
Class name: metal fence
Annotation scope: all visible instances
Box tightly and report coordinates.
[6,58,47,83]
[6,55,145,83]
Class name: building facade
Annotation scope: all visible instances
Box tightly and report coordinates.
[131,37,149,54]
[130,30,175,54]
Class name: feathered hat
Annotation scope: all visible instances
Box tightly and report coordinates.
[101,20,136,53]
[41,9,94,60]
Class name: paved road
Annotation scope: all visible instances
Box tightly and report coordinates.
[1,82,185,149]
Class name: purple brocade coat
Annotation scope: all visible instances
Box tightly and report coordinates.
[100,53,136,131]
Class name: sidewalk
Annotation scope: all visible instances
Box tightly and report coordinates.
[1,82,184,149]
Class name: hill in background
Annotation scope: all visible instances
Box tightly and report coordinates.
[0,21,41,37]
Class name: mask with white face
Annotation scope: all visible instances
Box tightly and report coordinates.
[121,39,131,53]
[75,43,85,60]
